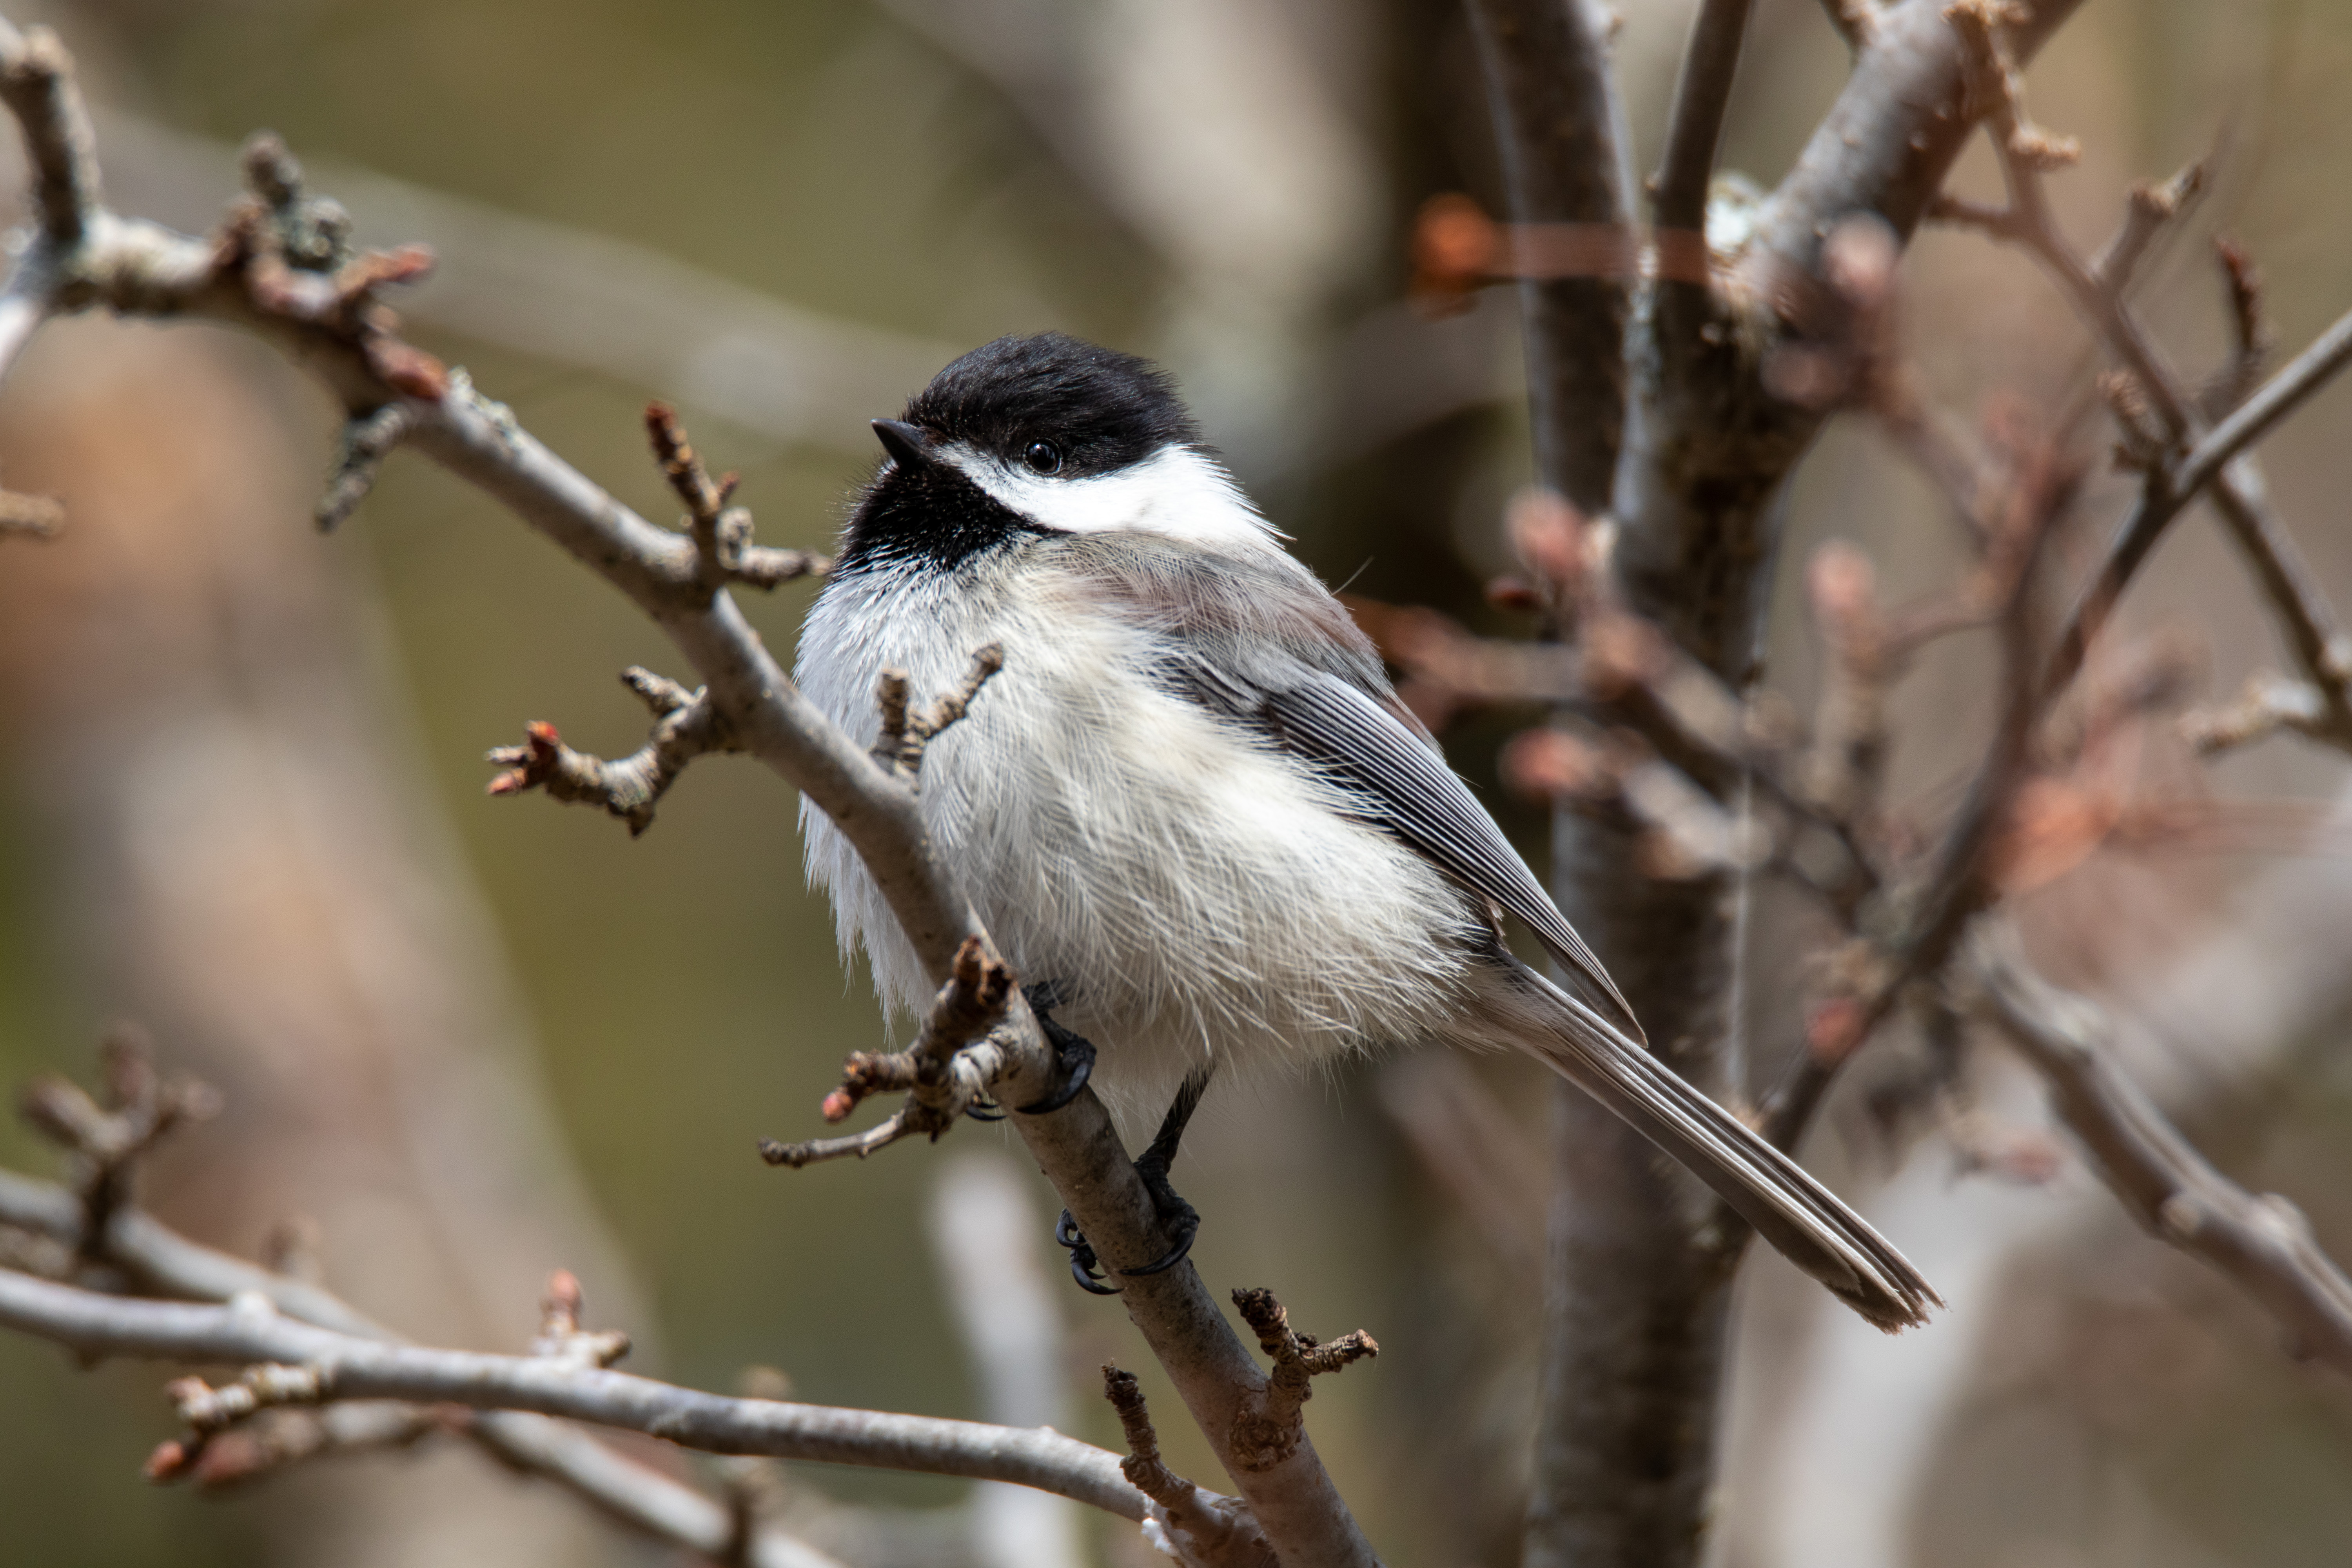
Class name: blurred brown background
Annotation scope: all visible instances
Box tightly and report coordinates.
[2,1,2350,1564]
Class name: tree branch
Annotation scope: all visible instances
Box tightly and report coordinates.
[0,1267,1152,1516]
[1102,1366,1277,1568]
[0,1167,855,1568]
[486,670,738,836]
[1968,927,2352,1377]
[1929,14,2352,750]
[1653,0,1755,237]
[759,935,1018,1167]
[0,21,97,243]
[2172,301,2352,500]
[1757,434,2065,1152]
[2181,668,2333,755]
[1462,0,1632,512]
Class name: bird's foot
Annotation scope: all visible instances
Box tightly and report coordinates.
[1014,983,1096,1116]
[1052,1067,1213,1295]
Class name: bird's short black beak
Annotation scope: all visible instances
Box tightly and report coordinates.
[871,419,934,469]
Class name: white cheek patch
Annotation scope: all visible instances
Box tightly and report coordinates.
[940,443,1285,549]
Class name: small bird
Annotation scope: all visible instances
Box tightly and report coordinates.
[797,332,1936,1329]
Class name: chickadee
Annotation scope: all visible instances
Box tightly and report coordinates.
[797,333,1935,1330]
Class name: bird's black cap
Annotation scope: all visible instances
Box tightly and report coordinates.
[901,332,1199,478]
[838,334,1200,575]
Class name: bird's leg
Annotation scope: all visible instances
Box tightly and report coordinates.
[1052,1065,1215,1294]
[1122,1066,1210,1276]
[1014,982,1096,1116]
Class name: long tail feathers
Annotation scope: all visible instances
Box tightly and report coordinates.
[1509,965,1941,1332]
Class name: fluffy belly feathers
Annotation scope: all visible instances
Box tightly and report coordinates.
[796,565,1479,1109]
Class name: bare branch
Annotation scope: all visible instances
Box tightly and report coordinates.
[1949,0,2079,174]
[1654,0,1756,236]
[1927,19,2352,756]
[0,1169,851,1568]
[759,935,1016,1167]
[18,1025,221,1262]
[0,22,98,243]
[1925,16,2352,764]
[1613,0,2083,684]
[872,645,1005,780]
[2181,669,2332,755]
[314,403,415,531]
[1759,440,2068,1151]
[1462,0,1631,511]
[1968,928,2352,1377]
[645,401,828,589]
[1102,1366,1277,1568]
[0,28,1383,1560]
[160,1401,452,1490]
[485,669,737,836]
[1227,1289,1378,1475]
[0,1266,1156,1517]
[2089,163,2204,294]
[2208,236,2270,415]
[2174,300,2352,508]
[1741,0,2083,319]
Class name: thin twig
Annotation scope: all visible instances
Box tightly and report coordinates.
[0,22,98,243]
[871,645,1005,780]
[1226,1289,1378,1475]
[645,401,828,589]
[1102,1367,1276,1568]
[2180,669,2331,755]
[314,403,415,530]
[1759,437,2068,1151]
[2174,301,2352,507]
[2089,163,2204,295]
[18,1025,221,1262]
[759,937,1017,1168]
[485,669,737,836]
[1940,18,2352,747]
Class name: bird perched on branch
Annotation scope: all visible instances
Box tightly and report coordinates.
[797,332,1936,1330]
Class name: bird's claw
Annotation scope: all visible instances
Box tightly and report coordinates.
[1122,1146,1200,1277]
[1056,1208,1122,1294]
[1049,1067,1213,1294]
[1014,985,1096,1116]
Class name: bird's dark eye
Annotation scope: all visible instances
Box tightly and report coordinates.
[1022,439,1063,475]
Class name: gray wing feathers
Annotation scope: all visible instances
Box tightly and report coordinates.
[1259,675,1644,1041]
